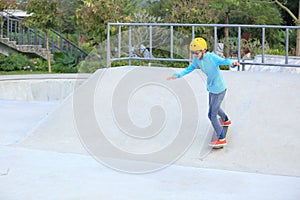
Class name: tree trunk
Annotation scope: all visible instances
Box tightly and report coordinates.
[45,30,51,73]
[224,10,230,58]
[297,2,300,56]
[273,0,300,56]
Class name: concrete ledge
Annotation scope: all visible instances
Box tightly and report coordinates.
[0,73,91,81]
[0,73,91,101]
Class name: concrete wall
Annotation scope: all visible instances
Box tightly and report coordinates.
[0,74,90,101]
[0,42,17,56]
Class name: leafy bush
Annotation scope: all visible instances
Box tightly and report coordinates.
[0,52,32,71]
[52,52,78,73]
[23,58,47,72]
[0,51,49,72]
[264,49,293,56]
[77,60,105,73]
[80,42,94,53]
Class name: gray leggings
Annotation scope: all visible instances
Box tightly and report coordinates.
[208,89,228,139]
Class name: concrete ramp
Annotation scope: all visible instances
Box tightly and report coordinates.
[185,71,300,177]
[17,66,300,176]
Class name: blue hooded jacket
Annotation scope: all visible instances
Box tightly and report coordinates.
[174,52,235,94]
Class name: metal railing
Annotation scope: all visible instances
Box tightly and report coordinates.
[0,11,88,63]
[106,22,300,70]
[50,29,88,63]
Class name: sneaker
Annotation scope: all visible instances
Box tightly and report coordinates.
[209,138,227,147]
[219,119,231,126]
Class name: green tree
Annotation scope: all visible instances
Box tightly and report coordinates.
[76,0,140,45]
[58,0,82,35]
[145,0,283,56]
[210,0,282,57]
[209,0,242,57]
[163,0,214,49]
[0,0,27,10]
[271,0,300,55]
[0,1,5,10]
[143,0,172,21]
[165,0,213,24]
[25,0,60,72]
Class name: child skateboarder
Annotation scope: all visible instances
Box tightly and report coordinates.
[167,37,239,147]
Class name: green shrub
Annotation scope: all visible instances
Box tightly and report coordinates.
[0,52,49,72]
[0,52,32,71]
[264,49,293,56]
[80,42,94,53]
[52,52,78,73]
[23,58,48,72]
[77,60,104,73]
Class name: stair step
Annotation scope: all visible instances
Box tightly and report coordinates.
[1,15,87,64]
[1,37,52,60]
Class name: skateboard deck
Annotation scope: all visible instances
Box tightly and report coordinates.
[211,125,229,149]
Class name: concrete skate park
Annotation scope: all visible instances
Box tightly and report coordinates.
[0,66,300,199]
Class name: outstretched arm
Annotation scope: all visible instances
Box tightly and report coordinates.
[166,63,197,80]
[210,52,240,68]
[231,61,240,67]
[166,75,177,80]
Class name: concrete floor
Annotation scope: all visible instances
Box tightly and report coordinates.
[1,67,300,200]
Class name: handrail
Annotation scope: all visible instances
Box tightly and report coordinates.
[107,22,300,70]
[50,28,88,56]
[0,12,88,63]
[107,22,300,29]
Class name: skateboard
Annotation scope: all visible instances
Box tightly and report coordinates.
[211,125,229,149]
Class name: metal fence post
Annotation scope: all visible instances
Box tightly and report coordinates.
[262,27,265,64]
[128,25,132,66]
[170,25,173,59]
[149,25,152,65]
[285,28,289,64]
[214,26,217,54]
[118,25,121,58]
[106,23,111,68]
[237,26,241,70]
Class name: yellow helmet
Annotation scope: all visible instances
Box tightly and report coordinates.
[190,37,207,51]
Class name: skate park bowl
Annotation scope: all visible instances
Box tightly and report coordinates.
[1,66,300,199]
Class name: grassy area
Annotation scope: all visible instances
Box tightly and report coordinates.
[0,70,51,75]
